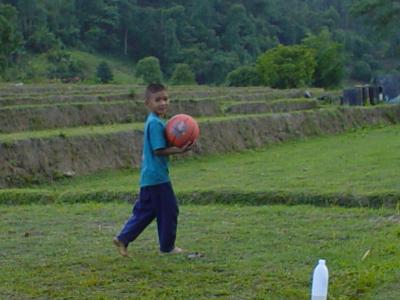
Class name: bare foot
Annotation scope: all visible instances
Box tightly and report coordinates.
[113,237,129,257]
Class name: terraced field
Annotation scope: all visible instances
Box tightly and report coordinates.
[0,83,399,189]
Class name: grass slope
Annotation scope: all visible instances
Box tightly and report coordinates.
[1,124,400,207]
[0,111,314,143]
[0,203,399,299]
[70,51,138,84]
[1,50,138,84]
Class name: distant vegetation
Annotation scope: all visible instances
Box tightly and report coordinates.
[0,0,399,85]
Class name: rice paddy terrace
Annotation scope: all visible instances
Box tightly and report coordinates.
[0,83,400,189]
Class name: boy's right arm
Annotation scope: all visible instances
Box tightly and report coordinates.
[154,142,194,156]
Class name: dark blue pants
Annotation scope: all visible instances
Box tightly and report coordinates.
[117,182,179,252]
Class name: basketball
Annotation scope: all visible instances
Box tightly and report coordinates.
[165,114,200,148]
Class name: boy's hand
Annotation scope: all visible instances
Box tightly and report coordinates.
[154,141,196,156]
[181,141,195,152]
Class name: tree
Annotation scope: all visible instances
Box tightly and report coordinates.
[302,29,344,88]
[46,49,85,80]
[226,65,262,87]
[136,56,163,84]
[0,4,20,72]
[256,45,316,88]
[162,18,181,76]
[117,0,137,56]
[352,0,400,34]
[170,63,196,85]
[75,0,120,52]
[351,61,372,82]
[96,61,113,83]
[26,26,59,53]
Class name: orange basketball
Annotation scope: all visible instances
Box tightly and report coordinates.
[165,114,200,148]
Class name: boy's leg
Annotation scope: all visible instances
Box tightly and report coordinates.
[116,187,155,247]
[153,182,179,253]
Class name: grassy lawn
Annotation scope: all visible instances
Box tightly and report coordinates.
[3,123,399,207]
[0,203,399,299]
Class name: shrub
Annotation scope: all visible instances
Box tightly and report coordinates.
[226,65,262,86]
[129,87,136,98]
[170,63,196,85]
[96,61,113,83]
[136,56,163,84]
[256,45,316,88]
[46,49,85,80]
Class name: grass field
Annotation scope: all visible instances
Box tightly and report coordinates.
[1,124,399,299]
[0,203,399,299]
[2,123,399,207]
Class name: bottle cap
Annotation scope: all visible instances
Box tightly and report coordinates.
[319,259,326,264]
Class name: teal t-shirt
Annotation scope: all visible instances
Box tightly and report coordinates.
[140,113,170,187]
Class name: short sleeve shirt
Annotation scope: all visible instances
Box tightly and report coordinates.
[140,113,170,187]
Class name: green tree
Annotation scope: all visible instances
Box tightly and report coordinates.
[352,0,400,34]
[222,4,259,63]
[117,0,137,56]
[170,63,196,85]
[351,61,372,82]
[136,56,163,84]
[0,4,20,72]
[75,0,120,52]
[302,29,344,88]
[256,45,316,88]
[162,18,181,76]
[46,49,85,80]
[27,26,59,53]
[226,65,262,87]
[96,61,113,83]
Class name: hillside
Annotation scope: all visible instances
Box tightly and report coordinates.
[1,0,399,85]
[3,50,138,84]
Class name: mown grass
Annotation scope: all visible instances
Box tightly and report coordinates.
[0,203,399,299]
[1,123,399,207]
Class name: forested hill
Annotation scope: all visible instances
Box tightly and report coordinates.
[0,0,399,84]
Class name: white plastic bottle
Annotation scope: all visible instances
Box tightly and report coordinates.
[311,259,329,300]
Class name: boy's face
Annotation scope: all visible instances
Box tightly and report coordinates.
[145,90,169,117]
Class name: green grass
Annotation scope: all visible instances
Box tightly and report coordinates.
[2,124,400,207]
[0,203,399,299]
[0,111,303,143]
[1,50,138,84]
[70,50,138,84]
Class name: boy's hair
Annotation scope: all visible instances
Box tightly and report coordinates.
[145,83,167,100]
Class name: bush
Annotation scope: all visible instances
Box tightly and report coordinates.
[351,61,372,82]
[46,49,85,80]
[170,63,196,85]
[256,45,316,88]
[136,56,163,84]
[96,61,113,83]
[226,65,262,86]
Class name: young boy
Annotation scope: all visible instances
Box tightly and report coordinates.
[113,83,192,256]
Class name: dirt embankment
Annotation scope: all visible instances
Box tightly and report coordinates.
[0,99,222,133]
[226,99,318,114]
[1,105,399,187]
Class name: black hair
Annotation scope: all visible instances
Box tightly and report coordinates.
[145,83,167,100]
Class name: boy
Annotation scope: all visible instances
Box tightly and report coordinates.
[113,83,192,256]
